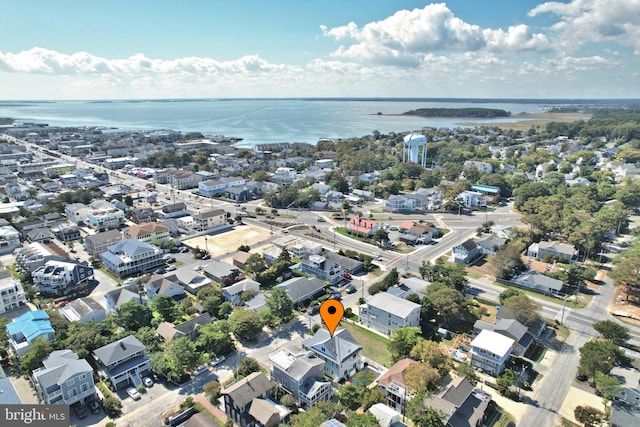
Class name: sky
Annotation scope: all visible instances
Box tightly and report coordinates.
[0,0,639,100]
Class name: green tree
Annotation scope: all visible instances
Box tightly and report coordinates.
[116,301,150,331]
[245,253,266,273]
[20,337,52,374]
[502,295,544,332]
[409,340,453,377]
[499,288,524,305]
[168,336,201,374]
[196,322,235,356]
[218,302,234,320]
[154,294,178,322]
[593,320,631,345]
[124,195,134,206]
[345,412,379,427]
[102,396,122,417]
[594,372,622,411]
[496,368,517,396]
[388,327,423,363]
[579,339,626,378]
[237,357,261,377]
[338,383,365,410]
[279,394,298,412]
[0,317,9,359]
[373,228,389,245]
[229,309,264,341]
[456,361,479,385]
[489,245,524,279]
[428,287,470,329]
[150,351,174,380]
[198,287,224,318]
[362,387,386,411]
[265,288,294,323]
[405,361,442,392]
[135,326,162,353]
[406,392,445,427]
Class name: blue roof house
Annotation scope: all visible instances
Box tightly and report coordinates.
[6,310,55,358]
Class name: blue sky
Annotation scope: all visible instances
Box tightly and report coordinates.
[0,0,638,99]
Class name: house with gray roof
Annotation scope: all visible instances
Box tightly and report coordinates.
[0,365,22,404]
[450,239,482,264]
[92,335,151,390]
[222,372,288,427]
[32,349,98,406]
[203,260,239,286]
[512,270,564,295]
[359,292,420,335]
[104,283,147,314]
[145,274,186,302]
[474,318,534,356]
[424,376,491,427]
[223,278,260,306]
[274,277,325,306]
[269,346,332,407]
[527,240,577,263]
[60,297,106,323]
[302,328,363,381]
[157,313,215,343]
[100,239,164,278]
[477,234,507,255]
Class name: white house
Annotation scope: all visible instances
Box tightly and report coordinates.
[0,225,21,254]
[0,271,27,315]
[192,209,227,231]
[457,190,487,210]
[470,330,514,376]
[31,260,94,297]
[359,292,421,335]
[100,239,164,278]
[301,329,363,381]
[222,279,260,306]
[198,179,227,197]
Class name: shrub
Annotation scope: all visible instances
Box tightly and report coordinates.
[102,396,122,418]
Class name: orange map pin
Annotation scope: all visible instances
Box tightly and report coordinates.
[320,299,345,337]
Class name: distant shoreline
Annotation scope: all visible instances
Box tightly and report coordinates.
[457,112,592,131]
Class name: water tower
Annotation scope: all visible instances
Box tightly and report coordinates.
[402,134,428,168]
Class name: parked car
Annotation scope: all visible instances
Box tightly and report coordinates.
[346,285,357,294]
[179,246,190,253]
[317,217,326,222]
[142,377,154,387]
[201,254,211,260]
[88,400,101,414]
[195,265,204,271]
[166,265,177,272]
[193,365,209,376]
[72,403,87,419]
[342,271,352,279]
[576,373,588,382]
[126,387,141,400]
[309,304,320,315]
[211,355,226,366]
[165,257,176,263]
[154,268,166,274]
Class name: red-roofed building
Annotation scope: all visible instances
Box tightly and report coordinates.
[347,215,379,237]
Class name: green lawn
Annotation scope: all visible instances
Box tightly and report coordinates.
[493,282,588,309]
[342,321,393,367]
[5,264,20,279]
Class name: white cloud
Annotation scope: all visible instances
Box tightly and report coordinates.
[0,47,301,76]
[320,3,550,66]
[529,0,640,53]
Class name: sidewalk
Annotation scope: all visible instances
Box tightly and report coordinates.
[192,394,234,426]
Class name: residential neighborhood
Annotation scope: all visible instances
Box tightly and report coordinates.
[0,108,639,427]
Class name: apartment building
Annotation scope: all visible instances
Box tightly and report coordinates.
[100,239,164,278]
[0,225,20,255]
[193,209,227,231]
[0,269,27,315]
[85,206,125,231]
[470,330,514,377]
[31,260,94,297]
[32,349,98,406]
[359,292,420,335]
[84,229,123,257]
[123,222,170,246]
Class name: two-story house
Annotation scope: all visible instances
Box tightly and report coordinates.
[476,235,507,255]
[65,203,89,225]
[269,347,332,408]
[527,240,577,263]
[85,205,125,231]
[0,225,21,255]
[51,223,81,242]
[0,269,27,315]
[359,292,421,335]
[60,297,106,323]
[100,239,164,278]
[31,260,94,297]
[222,372,286,427]
[347,215,379,237]
[6,310,55,359]
[198,179,227,197]
[123,222,171,246]
[157,313,215,344]
[470,330,514,376]
[222,278,260,306]
[145,274,186,302]
[104,284,147,315]
[424,376,491,427]
[274,277,325,306]
[84,229,123,257]
[473,318,534,357]
[203,260,239,286]
[301,329,363,381]
[193,209,227,231]
[450,239,482,265]
[32,349,98,406]
[299,254,344,286]
[457,191,487,210]
[130,207,156,224]
[92,335,151,390]
[158,202,188,219]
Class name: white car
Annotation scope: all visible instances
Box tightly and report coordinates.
[142,377,153,387]
[193,365,209,376]
[126,387,141,400]
[211,355,225,366]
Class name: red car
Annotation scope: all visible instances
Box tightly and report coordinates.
[342,271,352,279]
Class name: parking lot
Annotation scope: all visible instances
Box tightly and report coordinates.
[182,225,272,257]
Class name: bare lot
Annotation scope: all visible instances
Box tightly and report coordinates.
[182,225,272,257]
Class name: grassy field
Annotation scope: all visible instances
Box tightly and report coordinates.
[342,321,393,367]
[493,282,588,309]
